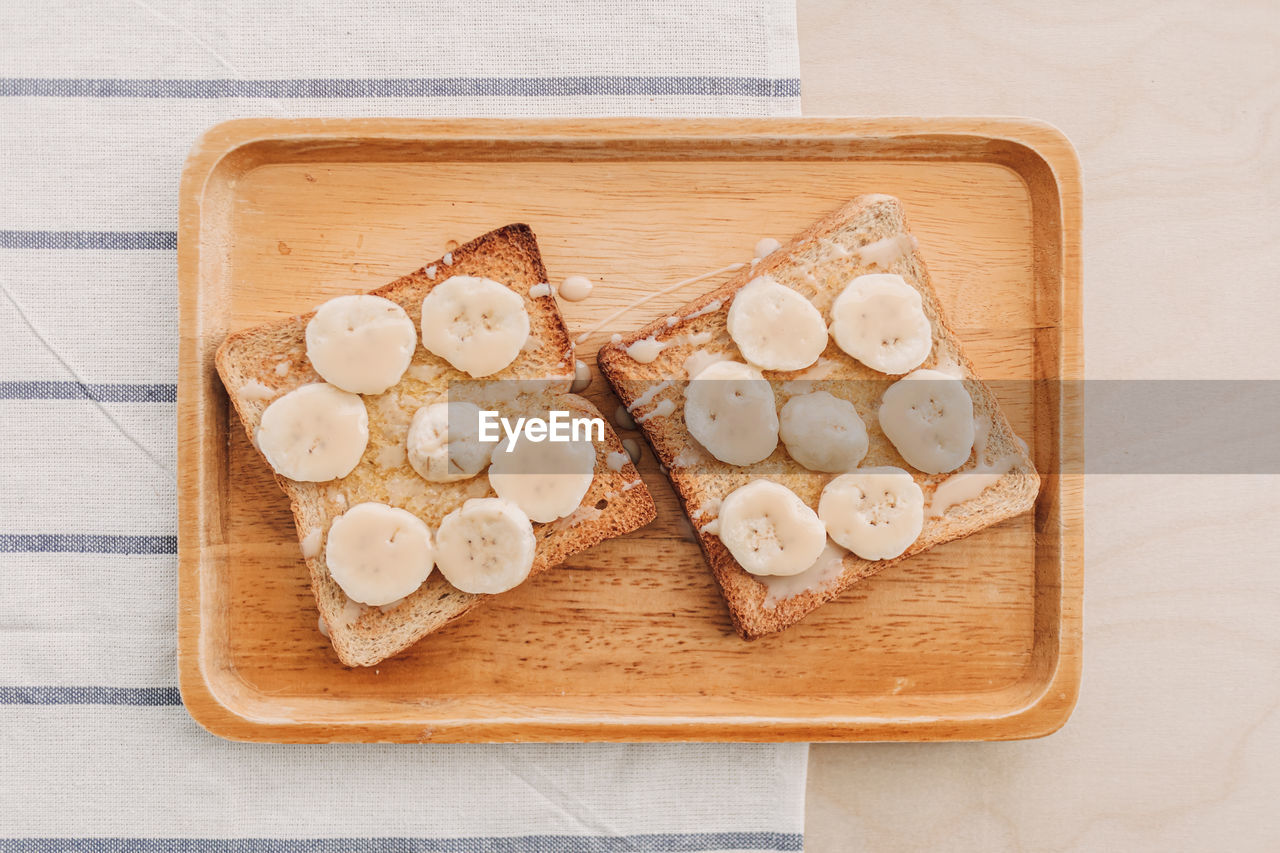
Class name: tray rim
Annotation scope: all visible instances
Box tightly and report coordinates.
[177,116,1083,743]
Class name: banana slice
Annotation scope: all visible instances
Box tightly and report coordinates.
[435,497,536,594]
[779,391,868,473]
[829,273,932,374]
[715,480,828,576]
[406,400,493,483]
[325,502,435,605]
[488,434,595,523]
[682,361,779,466]
[305,294,417,394]
[726,275,828,371]
[818,467,924,560]
[878,369,975,474]
[419,276,530,377]
[255,383,368,482]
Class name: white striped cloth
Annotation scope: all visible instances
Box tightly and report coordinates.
[0,2,808,851]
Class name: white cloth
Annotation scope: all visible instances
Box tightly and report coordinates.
[0,1,807,850]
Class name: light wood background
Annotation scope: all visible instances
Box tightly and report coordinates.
[798,0,1280,850]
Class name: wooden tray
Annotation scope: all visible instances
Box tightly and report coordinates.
[177,118,1082,742]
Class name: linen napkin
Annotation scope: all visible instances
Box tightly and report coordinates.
[0,1,807,851]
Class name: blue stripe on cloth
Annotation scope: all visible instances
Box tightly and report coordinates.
[0,381,176,402]
[0,77,801,99]
[0,534,177,554]
[0,835,804,852]
[0,686,181,706]
[0,230,176,250]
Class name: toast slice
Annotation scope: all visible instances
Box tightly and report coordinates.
[597,195,1039,639]
[217,224,656,666]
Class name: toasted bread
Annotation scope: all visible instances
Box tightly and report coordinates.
[216,224,656,666]
[597,196,1039,639]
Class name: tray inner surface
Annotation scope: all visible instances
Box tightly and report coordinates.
[183,125,1075,740]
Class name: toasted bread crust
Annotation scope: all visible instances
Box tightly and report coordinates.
[598,196,1039,639]
[216,224,655,666]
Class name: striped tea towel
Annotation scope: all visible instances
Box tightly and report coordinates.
[0,1,808,852]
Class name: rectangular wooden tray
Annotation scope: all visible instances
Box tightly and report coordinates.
[178,118,1082,742]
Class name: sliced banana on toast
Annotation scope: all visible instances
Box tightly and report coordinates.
[488,434,596,523]
[878,369,976,474]
[406,400,493,483]
[325,502,436,606]
[597,194,1039,640]
[255,383,369,482]
[435,497,536,594]
[217,224,657,666]
[818,467,925,561]
[779,391,869,474]
[829,273,932,375]
[419,275,531,378]
[682,360,779,466]
[726,275,827,371]
[305,294,417,394]
[716,480,828,577]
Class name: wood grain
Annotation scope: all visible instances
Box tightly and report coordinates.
[177,118,1082,742]
[798,2,1277,850]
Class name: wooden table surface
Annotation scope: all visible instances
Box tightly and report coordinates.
[797,1,1280,850]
